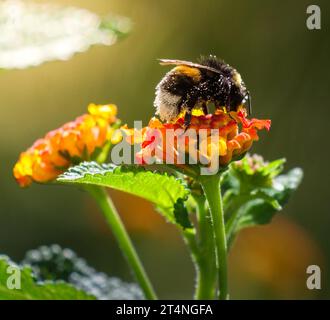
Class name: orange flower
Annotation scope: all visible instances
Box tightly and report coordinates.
[14,104,118,187]
[124,107,271,174]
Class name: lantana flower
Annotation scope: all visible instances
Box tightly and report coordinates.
[13,103,119,187]
[123,107,271,175]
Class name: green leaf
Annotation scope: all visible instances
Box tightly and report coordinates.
[0,1,131,69]
[235,201,277,228]
[22,244,144,300]
[261,158,286,178]
[0,256,95,300]
[173,198,193,229]
[226,168,303,243]
[273,168,303,204]
[250,189,282,210]
[223,154,303,248]
[58,162,190,227]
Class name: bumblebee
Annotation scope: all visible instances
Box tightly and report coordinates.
[154,55,251,127]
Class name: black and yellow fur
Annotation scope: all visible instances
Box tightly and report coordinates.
[154,55,250,127]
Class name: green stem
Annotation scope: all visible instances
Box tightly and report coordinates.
[193,195,217,299]
[200,173,228,300]
[86,186,157,300]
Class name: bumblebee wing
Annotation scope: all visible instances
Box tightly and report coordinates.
[159,59,221,74]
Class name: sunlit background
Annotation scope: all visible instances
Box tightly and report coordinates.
[0,0,329,299]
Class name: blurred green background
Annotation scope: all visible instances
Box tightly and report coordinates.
[1,0,329,299]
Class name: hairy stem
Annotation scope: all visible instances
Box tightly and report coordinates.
[86,186,157,300]
[194,195,217,299]
[200,173,228,300]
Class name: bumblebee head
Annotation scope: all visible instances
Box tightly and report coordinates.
[231,70,251,114]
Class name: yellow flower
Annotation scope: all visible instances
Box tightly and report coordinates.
[13,104,118,187]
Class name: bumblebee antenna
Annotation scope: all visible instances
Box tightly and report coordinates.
[246,91,252,115]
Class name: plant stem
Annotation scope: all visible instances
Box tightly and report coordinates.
[86,186,157,300]
[200,173,228,300]
[193,195,217,299]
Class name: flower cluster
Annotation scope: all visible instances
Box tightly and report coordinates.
[13,104,119,187]
[123,108,271,174]
[230,153,285,189]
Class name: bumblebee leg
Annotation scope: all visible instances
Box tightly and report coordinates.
[226,96,231,113]
[184,110,192,128]
[202,102,209,115]
[183,93,198,128]
[175,98,191,128]
[225,80,232,113]
[247,91,252,115]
